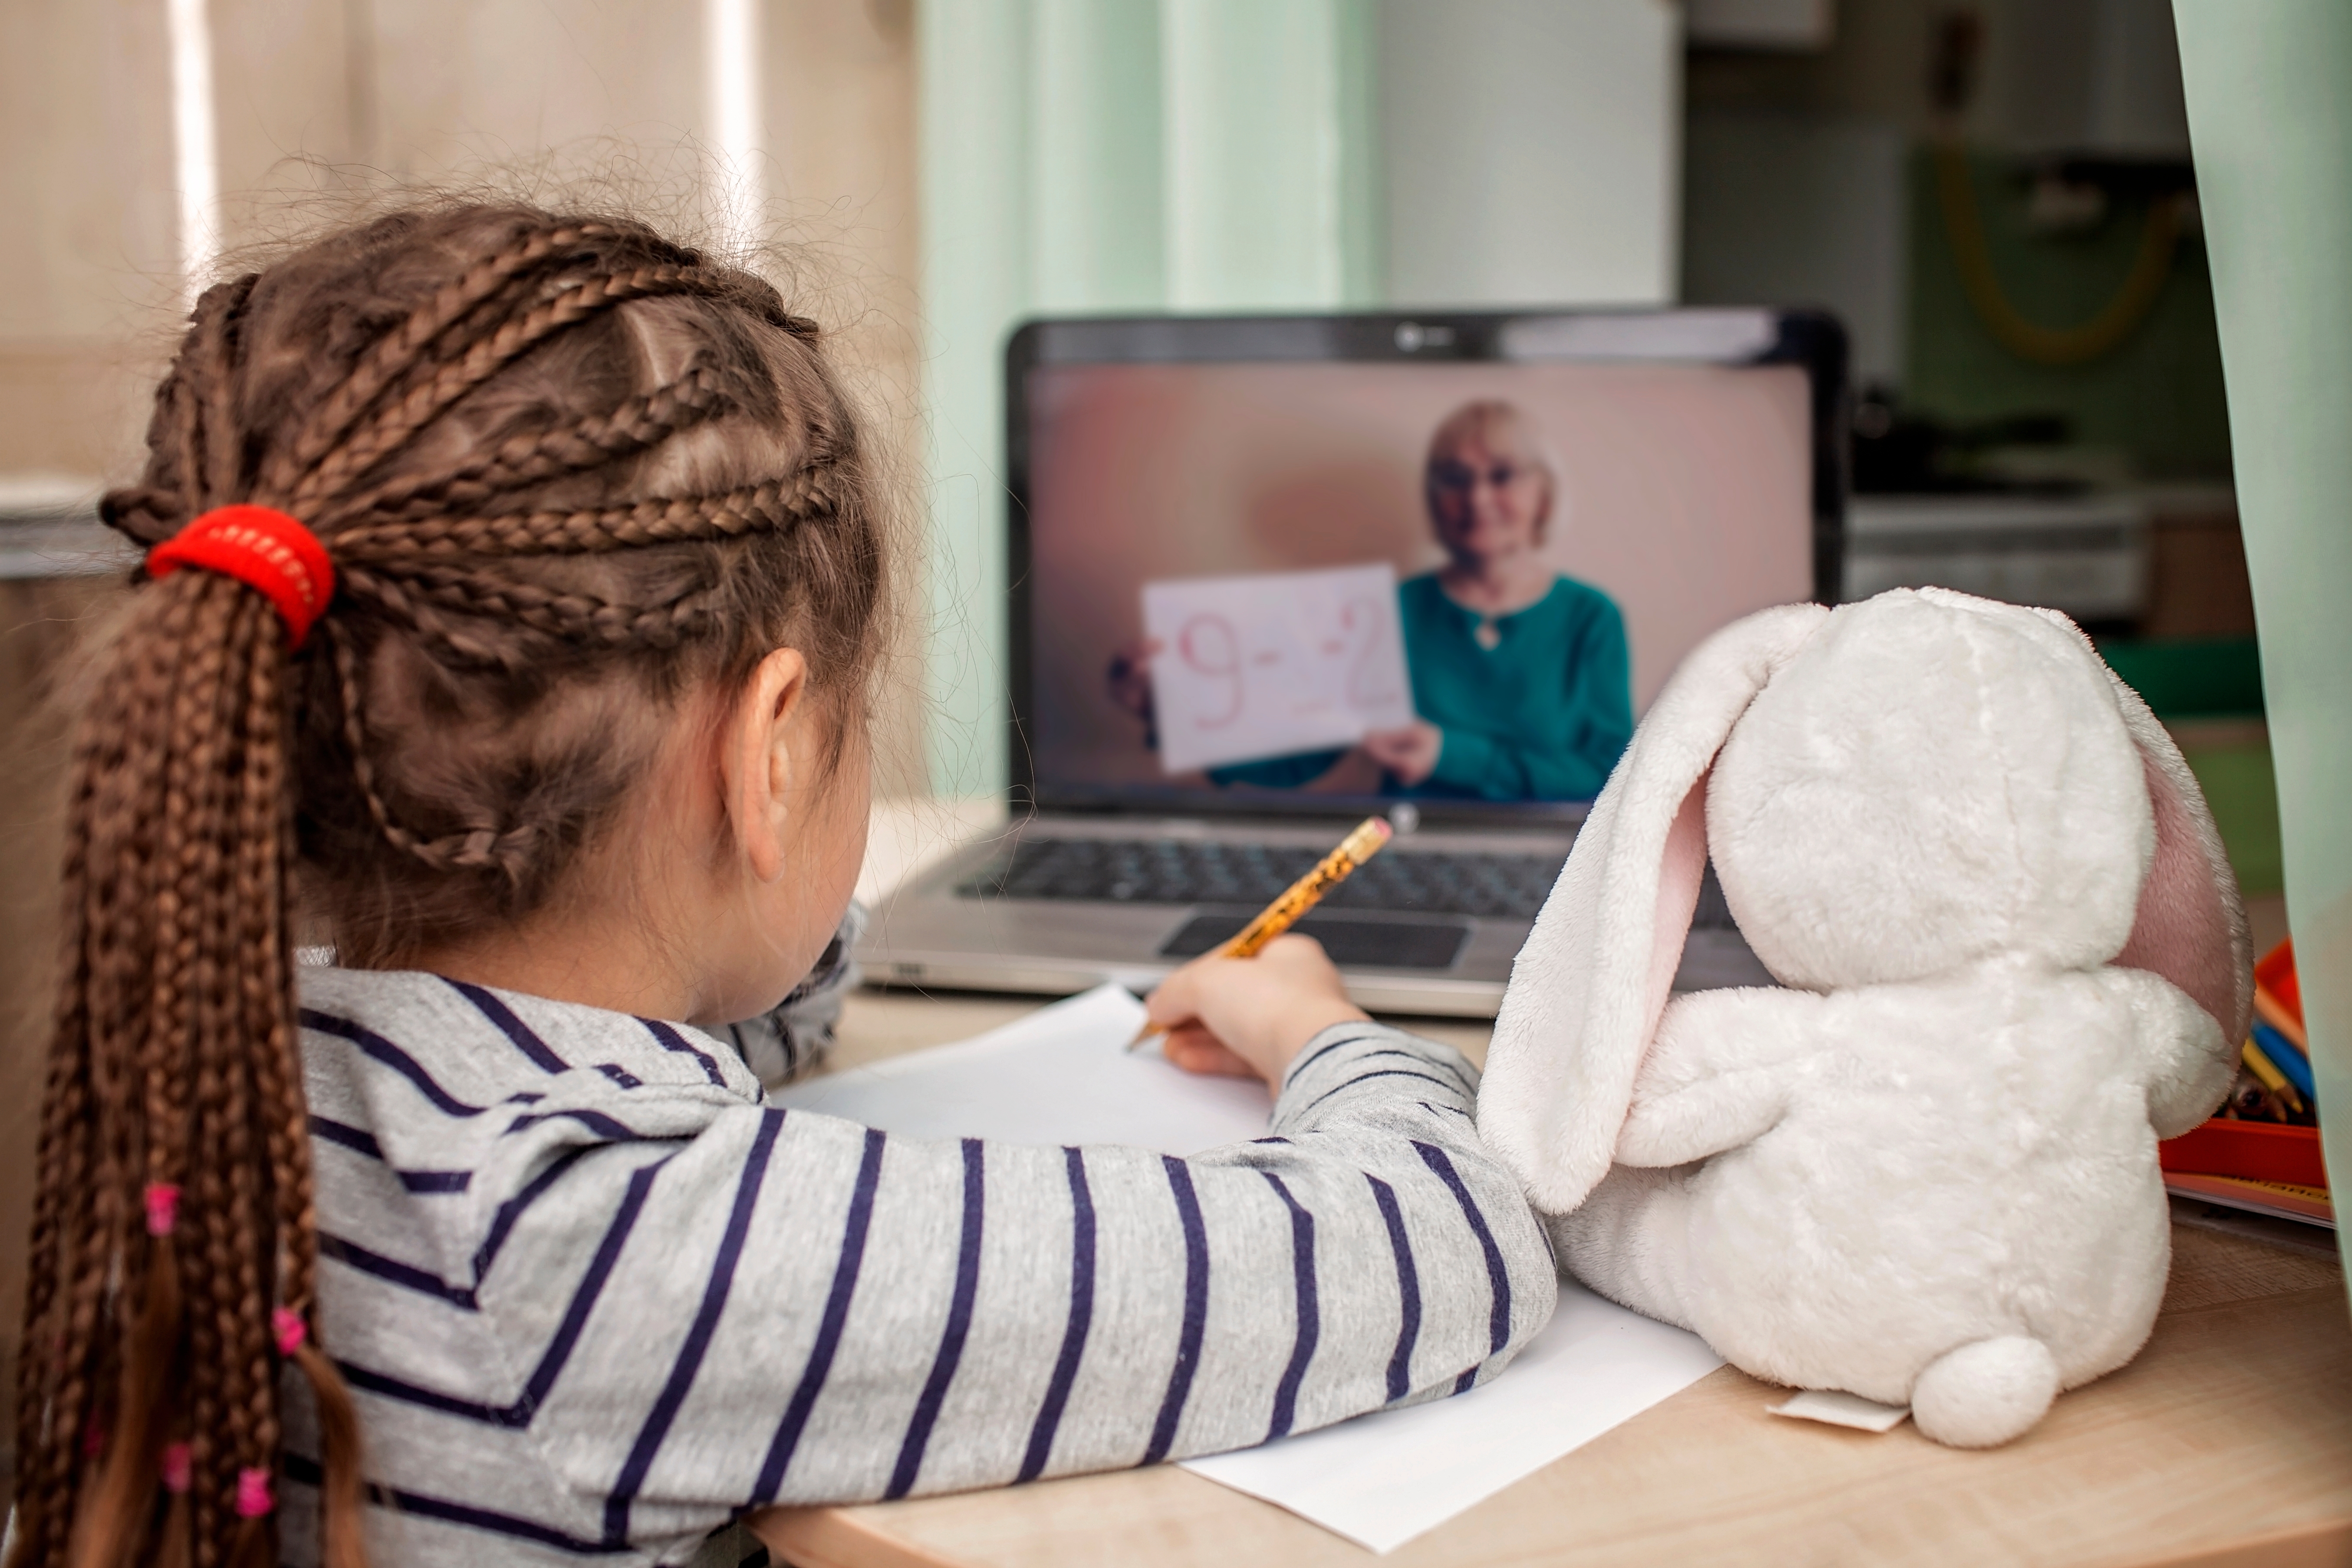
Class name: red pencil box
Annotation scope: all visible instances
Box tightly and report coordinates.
[2159,1118,2328,1189]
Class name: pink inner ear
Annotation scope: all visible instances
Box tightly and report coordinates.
[2115,750,2240,1031]
[1647,777,1710,1029]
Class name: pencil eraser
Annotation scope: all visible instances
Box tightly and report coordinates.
[1768,1389,1910,1433]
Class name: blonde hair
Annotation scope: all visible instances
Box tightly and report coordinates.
[1422,398,1562,541]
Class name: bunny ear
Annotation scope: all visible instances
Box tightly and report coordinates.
[1479,602,1832,1215]
[2105,674,2254,1040]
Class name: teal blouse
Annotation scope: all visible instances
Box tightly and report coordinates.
[1210,572,1634,802]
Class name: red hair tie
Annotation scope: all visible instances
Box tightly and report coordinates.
[146,504,335,649]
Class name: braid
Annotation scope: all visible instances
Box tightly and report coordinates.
[321,356,736,529]
[326,622,540,878]
[264,223,608,500]
[290,263,730,512]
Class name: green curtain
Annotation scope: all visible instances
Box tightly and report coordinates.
[2173,1,2351,1260]
[917,0,1381,797]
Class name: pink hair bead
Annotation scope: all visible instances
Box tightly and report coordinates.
[234,1466,274,1519]
[271,1307,307,1356]
[161,1442,192,1494]
[143,1183,181,1237]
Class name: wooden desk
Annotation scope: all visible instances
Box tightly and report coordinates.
[758,989,2351,1568]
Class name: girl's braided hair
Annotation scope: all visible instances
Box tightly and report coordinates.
[11,204,884,1568]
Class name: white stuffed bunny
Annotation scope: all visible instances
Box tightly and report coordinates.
[1478,587,2251,1448]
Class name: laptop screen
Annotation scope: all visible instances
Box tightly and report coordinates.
[1011,312,1841,822]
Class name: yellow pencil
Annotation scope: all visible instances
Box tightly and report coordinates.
[1126,816,1395,1050]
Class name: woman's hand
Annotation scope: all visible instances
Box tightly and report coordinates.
[1142,935,1369,1086]
[1106,637,1163,725]
[1363,721,1443,786]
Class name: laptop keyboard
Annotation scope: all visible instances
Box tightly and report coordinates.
[957,837,1567,920]
[958,835,1746,927]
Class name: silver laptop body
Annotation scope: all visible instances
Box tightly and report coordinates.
[864,308,1847,1018]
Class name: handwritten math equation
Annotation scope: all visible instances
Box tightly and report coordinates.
[1141,562,1417,774]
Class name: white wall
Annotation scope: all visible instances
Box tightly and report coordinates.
[1380,0,1682,308]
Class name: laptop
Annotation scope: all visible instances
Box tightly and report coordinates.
[862,306,1847,1017]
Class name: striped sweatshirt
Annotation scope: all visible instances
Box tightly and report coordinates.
[281,968,1556,1566]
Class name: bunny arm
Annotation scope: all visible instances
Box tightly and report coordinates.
[1613,986,1829,1168]
[2097,964,2238,1137]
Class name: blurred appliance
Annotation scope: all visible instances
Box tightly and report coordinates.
[1845,493,2150,626]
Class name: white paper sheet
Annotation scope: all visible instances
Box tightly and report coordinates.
[774,984,1724,1554]
[1186,1285,1724,1552]
[1141,563,1416,774]
[771,984,1273,1154]
[1770,1389,1910,1433]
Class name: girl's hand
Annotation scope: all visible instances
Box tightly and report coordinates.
[1142,935,1369,1085]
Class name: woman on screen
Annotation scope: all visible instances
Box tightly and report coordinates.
[1191,399,1634,802]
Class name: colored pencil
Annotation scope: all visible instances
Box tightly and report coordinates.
[2253,983,2309,1054]
[2252,1019,2317,1103]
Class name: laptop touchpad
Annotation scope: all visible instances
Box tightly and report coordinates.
[1156,912,1471,971]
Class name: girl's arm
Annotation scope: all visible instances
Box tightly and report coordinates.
[454,1022,1550,1541]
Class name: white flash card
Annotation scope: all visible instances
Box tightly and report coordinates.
[1141,562,1417,775]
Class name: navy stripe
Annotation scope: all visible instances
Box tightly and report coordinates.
[308,1115,385,1160]
[1301,1045,1478,1097]
[886,1139,987,1500]
[301,1009,488,1118]
[336,1358,519,1425]
[641,1017,729,1088]
[473,1147,589,1285]
[1286,1030,1388,1080]
[318,1232,477,1310]
[281,1450,628,1555]
[1367,1176,1421,1403]
[596,1063,644,1090]
[518,1157,666,1416]
[445,977,570,1073]
[751,1127,887,1501]
[1018,1147,1096,1483]
[504,1108,649,1141]
[1301,1069,1462,1116]
[309,1114,469,1193]
[605,1111,784,1543]
[340,1157,671,1427]
[1141,1157,1209,1466]
[1414,1141,1512,1366]
[1260,1173,1319,1441]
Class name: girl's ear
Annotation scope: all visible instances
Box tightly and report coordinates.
[1478,602,1831,1216]
[2105,670,2254,1040]
[726,647,812,884]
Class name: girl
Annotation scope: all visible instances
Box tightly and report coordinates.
[13,205,1553,1568]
